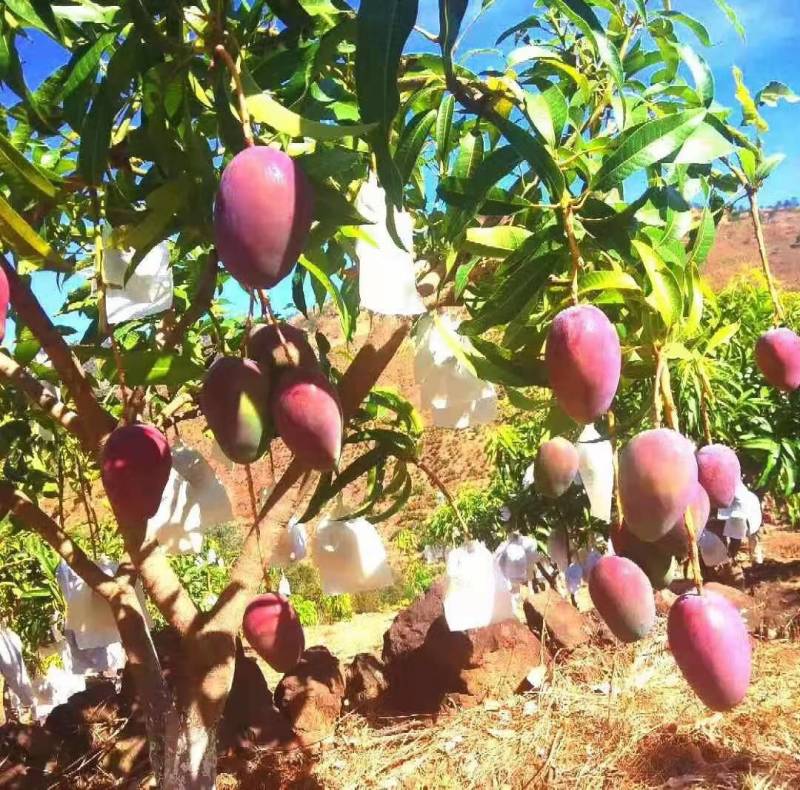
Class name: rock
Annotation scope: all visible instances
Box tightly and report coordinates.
[344,654,388,713]
[424,617,546,699]
[703,583,762,633]
[274,646,345,745]
[382,579,446,665]
[523,589,591,652]
[220,641,295,753]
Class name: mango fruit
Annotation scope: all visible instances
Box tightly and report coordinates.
[655,482,710,560]
[612,524,675,590]
[588,555,656,642]
[199,356,271,464]
[271,367,342,470]
[755,327,800,391]
[242,593,305,673]
[545,305,621,424]
[534,437,579,498]
[214,146,314,289]
[247,322,317,374]
[101,424,172,524]
[696,443,741,508]
[668,590,752,711]
[619,429,697,542]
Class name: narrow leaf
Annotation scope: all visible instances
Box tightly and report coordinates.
[0,131,57,198]
[0,194,70,271]
[395,109,436,184]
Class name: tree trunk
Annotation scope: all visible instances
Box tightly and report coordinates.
[162,709,218,789]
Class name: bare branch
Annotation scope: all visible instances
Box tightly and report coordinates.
[0,255,116,449]
[0,352,94,453]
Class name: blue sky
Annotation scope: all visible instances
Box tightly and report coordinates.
[3,0,798,336]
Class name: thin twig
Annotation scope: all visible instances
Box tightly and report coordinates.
[414,459,470,538]
[562,201,584,306]
[747,188,785,323]
[214,43,254,147]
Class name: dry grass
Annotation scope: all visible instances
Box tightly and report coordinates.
[227,626,800,789]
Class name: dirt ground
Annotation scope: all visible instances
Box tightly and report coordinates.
[218,524,800,790]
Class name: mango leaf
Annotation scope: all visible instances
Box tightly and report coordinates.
[355,0,418,209]
[677,44,713,107]
[549,0,623,88]
[632,240,682,329]
[756,81,799,108]
[592,109,706,190]
[0,195,70,271]
[705,322,740,354]
[688,206,715,265]
[299,254,351,339]
[525,84,568,147]
[435,93,455,165]
[490,114,564,199]
[63,31,117,98]
[507,44,556,68]
[662,11,711,47]
[732,66,767,132]
[78,82,114,185]
[438,179,532,215]
[463,226,532,257]
[395,109,436,184]
[755,153,785,183]
[674,121,734,165]
[0,130,58,198]
[683,264,703,337]
[439,0,468,66]
[106,351,204,387]
[5,0,61,38]
[246,90,376,140]
[713,0,745,40]
[578,270,641,295]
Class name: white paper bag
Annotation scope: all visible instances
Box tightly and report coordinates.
[312,515,393,595]
[576,425,614,523]
[56,560,120,650]
[495,533,539,585]
[565,562,584,594]
[699,530,728,567]
[354,176,426,316]
[547,529,570,572]
[0,627,35,706]
[147,443,233,555]
[444,541,514,631]
[103,228,173,325]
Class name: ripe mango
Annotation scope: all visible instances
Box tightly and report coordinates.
[242,593,305,673]
[271,367,342,471]
[668,590,752,711]
[534,437,579,498]
[247,322,317,373]
[755,327,800,391]
[696,444,741,508]
[101,424,172,524]
[199,356,271,465]
[612,523,675,590]
[214,147,314,289]
[588,555,656,642]
[655,482,710,560]
[545,305,621,424]
[619,429,697,542]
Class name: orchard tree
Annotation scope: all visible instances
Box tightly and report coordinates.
[0,0,796,787]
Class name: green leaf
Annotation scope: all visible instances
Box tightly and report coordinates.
[439,0,469,65]
[733,65,768,132]
[299,254,350,338]
[453,130,483,179]
[755,153,785,183]
[688,206,715,265]
[63,31,117,99]
[438,179,533,215]
[578,270,641,295]
[5,0,61,38]
[463,226,532,257]
[0,194,70,271]
[632,240,683,329]
[674,121,735,165]
[52,3,121,25]
[705,322,740,354]
[395,109,436,184]
[756,81,800,108]
[592,109,706,191]
[549,0,623,89]
[525,85,568,147]
[0,131,57,198]
[683,264,704,337]
[713,0,745,40]
[507,44,556,68]
[677,44,714,107]
[78,82,114,185]
[246,91,375,141]
[490,114,564,199]
[108,351,204,387]
[662,11,711,47]
[436,93,455,166]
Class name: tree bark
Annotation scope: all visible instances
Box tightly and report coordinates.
[163,709,218,789]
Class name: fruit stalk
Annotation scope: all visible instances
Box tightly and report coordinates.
[652,347,664,428]
[699,384,713,446]
[562,201,584,306]
[747,188,785,323]
[659,359,680,433]
[683,504,704,594]
[607,410,624,529]
[214,44,255,147]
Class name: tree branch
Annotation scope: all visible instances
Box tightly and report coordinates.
[0,352,93,453]
[0,256,116,449]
